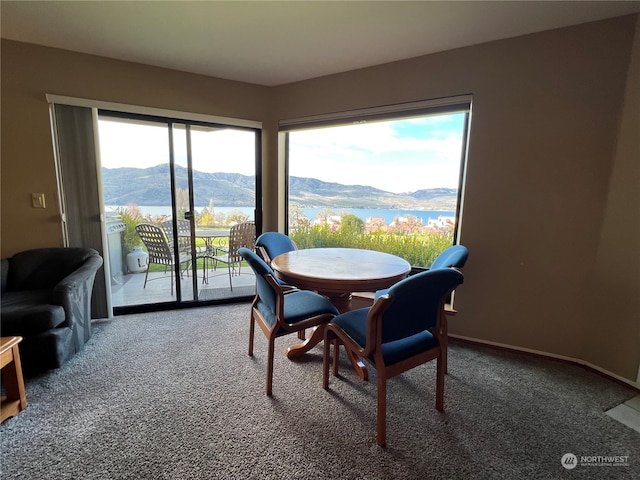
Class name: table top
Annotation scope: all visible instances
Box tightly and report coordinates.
[271,247,411,295]
[0,336,23,354]
[180,230,229,238]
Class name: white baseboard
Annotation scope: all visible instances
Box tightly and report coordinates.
[449,334,640,390]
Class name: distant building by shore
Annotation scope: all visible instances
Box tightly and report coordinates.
[308,213,455,234]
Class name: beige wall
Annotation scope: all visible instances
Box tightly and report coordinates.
[1,40,270,255]
[271,16,639,381]
[581,15,640,382]
[2,15,638,382]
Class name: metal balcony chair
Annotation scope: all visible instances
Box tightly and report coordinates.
[161,219,214,284]
[135,223,192,295]
[211,221,255,290]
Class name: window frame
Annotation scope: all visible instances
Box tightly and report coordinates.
[278,96,472,250]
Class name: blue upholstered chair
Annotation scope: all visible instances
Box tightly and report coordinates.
[374,244,468,301]
[374,244,468,374]
[238,247,339,395]
[429,244,469,270]
[255,232,298,265]
[323,268,464,447]
[255,232,297,289]
[255,232,303,336]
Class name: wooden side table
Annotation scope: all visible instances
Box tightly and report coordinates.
[1,336,28,422]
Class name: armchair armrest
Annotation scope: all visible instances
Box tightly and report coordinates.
[53,255,103,296]
[52,255,103,326]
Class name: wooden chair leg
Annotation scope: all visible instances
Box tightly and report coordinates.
[377,374,387,447]
[436,350,445,412]
[266,337,275,396]
[332,339,340,376]
[442,316,449,374]
[297,329,306,340]
[248,315,255,357]
[322,334,331,389]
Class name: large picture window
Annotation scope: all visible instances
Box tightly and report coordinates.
[281,97,471,268]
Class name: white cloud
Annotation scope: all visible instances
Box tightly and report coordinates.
[97,114,465,194]
[289,118,464,193]
[98,119,255,175]
[98,119,170,169]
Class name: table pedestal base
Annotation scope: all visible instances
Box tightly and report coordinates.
[345,349,368,380]
[324,293,352,314]
[286,326,369,380]
[285,325,326,358]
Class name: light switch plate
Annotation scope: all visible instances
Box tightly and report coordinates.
[32,193,46,208]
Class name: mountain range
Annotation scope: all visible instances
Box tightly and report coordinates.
[101,165,457,210]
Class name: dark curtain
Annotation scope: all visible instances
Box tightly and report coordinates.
[53,104,108,318]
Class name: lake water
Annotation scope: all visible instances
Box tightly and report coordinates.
[106,205,456,226]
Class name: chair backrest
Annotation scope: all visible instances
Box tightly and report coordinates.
[135,223,173,265]
[255,232,297,263]
[227,221,256,263]
[430,245,469,270]
[375,268,464,345]
[6,247,102,291]
[161,219,191,253]
[238,247,279,322]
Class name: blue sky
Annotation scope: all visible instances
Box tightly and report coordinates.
[289,113,466,193]
[98,119,255,175]
[99,112,466,194]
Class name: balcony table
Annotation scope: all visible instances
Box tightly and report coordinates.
[179,229,230,284]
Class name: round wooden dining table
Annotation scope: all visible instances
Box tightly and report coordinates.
[271,247,411,313]
[272,248,411,379]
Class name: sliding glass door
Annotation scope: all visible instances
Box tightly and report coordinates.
[98,112,259,312]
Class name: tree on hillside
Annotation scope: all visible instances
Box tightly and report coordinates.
[315,208,336,222]
[289,204,310,229]
[339,213,365,234]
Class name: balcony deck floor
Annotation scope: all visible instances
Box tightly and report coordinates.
[110,264,256,308]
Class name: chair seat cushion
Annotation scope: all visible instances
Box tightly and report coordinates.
[332,307,438,365]
[282,290,339,325]
[256,290,338,329]
[1,289,53,307]
[380,330,437,365]
[256,290,338,326]
[332,308,370,346]
[1,303,66,336]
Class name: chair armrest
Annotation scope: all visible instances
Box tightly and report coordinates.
[52,255,103,322]
[53,255,103,294]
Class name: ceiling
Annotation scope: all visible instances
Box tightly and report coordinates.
[2,1,639,86]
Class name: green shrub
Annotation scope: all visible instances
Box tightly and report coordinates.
[117,206,145,254]
[290,225,453,268]
[117,204,175,255]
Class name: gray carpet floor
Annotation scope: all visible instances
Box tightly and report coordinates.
[1,303,638,479]
[198,285,255,301]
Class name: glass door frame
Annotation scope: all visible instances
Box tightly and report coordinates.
[98,109,262,315]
